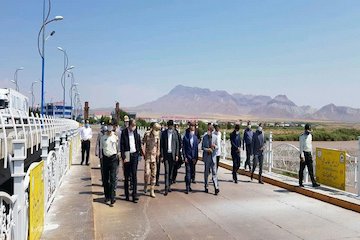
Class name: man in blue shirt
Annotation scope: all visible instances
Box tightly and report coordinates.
[183,122,199,194]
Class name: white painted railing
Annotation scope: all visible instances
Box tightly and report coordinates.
[0,111,79,240]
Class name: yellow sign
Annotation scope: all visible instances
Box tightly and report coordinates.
[316,148,346,190]
[29,161,45,240]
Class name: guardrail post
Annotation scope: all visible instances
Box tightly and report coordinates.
[11,139,26,240]
[358,137,360,196]
[222,131,226,162]
[268,132,273,173]
[55,132,61,153]
[61,130,66,145]
[41,134,49,162]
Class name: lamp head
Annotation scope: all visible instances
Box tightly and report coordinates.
[68,65,75,70]
[54,16,64,21]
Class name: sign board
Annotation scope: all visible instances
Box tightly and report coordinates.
[315,148,346,190]
[29,161,45,240]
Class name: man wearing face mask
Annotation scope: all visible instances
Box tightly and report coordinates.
[183,122,199,194]
[251,123,266,184]
[230,124,242,184]
[95,125,108,186]
[160,120,180,196]
[101,125,119,207]
[299,124,320,188]
[80,119,93,165]
[202,125,220,195]
[120,119,142,203]
[243,121,253,171]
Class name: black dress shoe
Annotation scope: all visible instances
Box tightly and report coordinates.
[204,188,208,193]
[192,180,196,184]
[168,188,172,192]
[189,187,192,192]
[164,190,168,196]
[215,188,220,195]
[111,199,116,204]
[299,184,304,187]
[155,182,160,186]
[125,196,130,201]
[234,180,238,184]
[185,190,189,194]
[312,183,320,188]
[105,198,110,203]
[259,181,264,184]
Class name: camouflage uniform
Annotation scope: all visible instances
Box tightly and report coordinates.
[143,129,160,188]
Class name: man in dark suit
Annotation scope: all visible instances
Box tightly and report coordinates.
[251,123,266,184]
[120,119,142,203]
[160,120,180,196]
[183,122,199,194]
[172,123,183,184]
[230,124,242,184]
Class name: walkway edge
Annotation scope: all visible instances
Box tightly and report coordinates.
[201,158,360,213]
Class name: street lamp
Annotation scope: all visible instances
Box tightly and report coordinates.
[60,65,74,118]
[11,67,24,91]
[57,47,69,118]
[30,81,38,109]
[37,0,63,115]
[69,78,79,119]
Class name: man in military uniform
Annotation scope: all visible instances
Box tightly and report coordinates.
[142,123,161,198]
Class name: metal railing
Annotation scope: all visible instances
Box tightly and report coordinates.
[0,110,79,240]
[220,131,360,195]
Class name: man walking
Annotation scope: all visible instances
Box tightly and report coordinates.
[251,123,266,184]
[142,123,161,198]
[101,125,119,207]
[160,120,180,196]
[243,122,253,171]
[80,119,92,165]
[95,125,107,185]
[202,125,220,195]
[213,124,222,171]
[121,119,142,203]
[230,124,242,184]
[299,124,320,188]
[172,123,183,184]
[183,122,199,194]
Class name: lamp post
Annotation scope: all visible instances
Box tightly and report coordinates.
[69,78,79,119]
[38,0,63,115]
[30,81,38,109]
[11,67,24,91]
[57,47,69,118]
[60,65,74,118]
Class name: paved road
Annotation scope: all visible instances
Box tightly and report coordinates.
[90,132,360,240]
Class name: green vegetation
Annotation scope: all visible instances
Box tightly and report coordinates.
[273,128,360,141]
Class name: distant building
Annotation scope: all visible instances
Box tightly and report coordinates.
[44,103,72,119]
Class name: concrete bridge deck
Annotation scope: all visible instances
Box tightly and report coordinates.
[42,132,360,240]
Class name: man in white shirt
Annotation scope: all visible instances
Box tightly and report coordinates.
[101,125,119,206]
[213,124,222,171]
[80,120,93,165]
[299,124,320,188]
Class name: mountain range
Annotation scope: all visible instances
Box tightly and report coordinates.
[123,85,360,122]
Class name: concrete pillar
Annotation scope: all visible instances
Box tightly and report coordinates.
[11,139,26,240]
[269,132,273,173]
[41,134,49,211]
[358,137,360,196]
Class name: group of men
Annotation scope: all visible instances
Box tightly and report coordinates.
[81,116,320,207]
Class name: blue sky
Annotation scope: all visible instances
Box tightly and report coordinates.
[1,0,360,109]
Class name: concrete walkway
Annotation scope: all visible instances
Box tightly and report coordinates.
[89,141,360,239]
[41,164,95,240]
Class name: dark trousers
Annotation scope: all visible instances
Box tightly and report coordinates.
[216,156,220,170]
[99,157,104,186]
[102,154,119,201]
[156,159,161,185]
[124,153,139,199]
[245,144,252,171]
[231,152,241,181]
[191,160,197,181]
[252,154,264,181]
[81,140,90,164]
[185,160,195,190]
[299,152,316,185]
[172,161,178,182]
[164,153,175,189]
